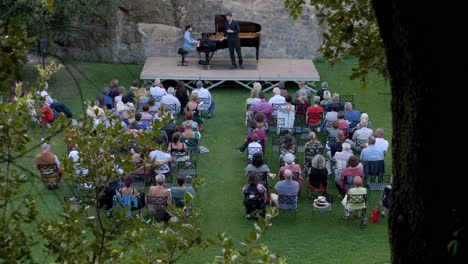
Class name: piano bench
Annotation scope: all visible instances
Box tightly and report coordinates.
[177,48,189,66]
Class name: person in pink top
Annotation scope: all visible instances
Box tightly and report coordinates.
[337,155,364,195]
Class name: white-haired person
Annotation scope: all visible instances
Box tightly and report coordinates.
[320,90,333,110]
[193,81,215,118]
[147,174,172,221]
[344,102,361,138]
[307,154,328,193]
[303,131,323,169]
[278,153,303,190]
[268,87,285,105]
[333,142,353,186]
[316,81,329,101]
[160,86,181,114]
[351,119,373,152]
[34,143,64,189]
[270,169,299,209]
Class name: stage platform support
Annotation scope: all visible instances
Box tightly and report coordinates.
[140,57,320,91]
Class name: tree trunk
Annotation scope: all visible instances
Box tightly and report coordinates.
[371,1,464,263]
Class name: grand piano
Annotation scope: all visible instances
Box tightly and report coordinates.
[197,15,261,67]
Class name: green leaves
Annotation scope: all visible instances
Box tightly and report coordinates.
[285,0,388,86]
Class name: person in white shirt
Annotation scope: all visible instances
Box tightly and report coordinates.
[268,87,286,105]
[149,149,172,175]
[160,87,181,114]
[374,128,389,154]
[149,79,167,98]
[193,80,215,118]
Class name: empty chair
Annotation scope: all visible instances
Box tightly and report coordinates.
[363,160,385,190]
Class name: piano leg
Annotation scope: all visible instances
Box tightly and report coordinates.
[256,47,259,62]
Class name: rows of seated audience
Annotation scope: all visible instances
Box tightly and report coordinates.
[32,78,216,221]
[240,81,389,220]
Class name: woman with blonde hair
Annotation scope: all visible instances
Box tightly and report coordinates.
[303,131,323,168]
[154,104,173,122]
[147,174,172,221]
[308,154,328,193]
[186,92,203,131]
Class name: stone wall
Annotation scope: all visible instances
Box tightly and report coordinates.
[49,0,324,63]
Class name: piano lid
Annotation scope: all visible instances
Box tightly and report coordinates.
[215,14,261,33]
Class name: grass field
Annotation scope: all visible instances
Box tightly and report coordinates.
[18,58,392,263]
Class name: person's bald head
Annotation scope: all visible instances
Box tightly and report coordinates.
[284,169,293,180]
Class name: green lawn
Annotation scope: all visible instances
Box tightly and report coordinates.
[19,58,391,263]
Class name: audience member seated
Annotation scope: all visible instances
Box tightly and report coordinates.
[106,79,120,101]
[242,173,268,218]
[248,91,273,125]
[147,174,172,221]
[337,155,364,195]
[308,154,328,194]
[149,147,172,176]
[327,93,345,111]
[374,128,389,155]
[303,131,323,168]
[321,103,339,132]
[333,142,353,181]
[306,96,324,127]
[114,86,125,108]
[279,133,296,163]
[181,111,199,132]
[119,175,140,217]
[147,97,158,114]
[278,81,289,98]
[295,80,313,100]
[278,153,303,189]
[270,169,299,209]
[34,143,64,189]
[170,176,195,208]
[294,90,310,116]
[140,104,154,124]
[149,79,167,100]
[316,81,329,101]
[277,95,295,133]
[86,97,108,127]
[193,81,215,118]
[68,147,89,177]
[168,132,189,162]
[186,92,204,131]
[39,83,73,118]
[351,119,373,152]
[181,123,201,153]
[36,101,56,125]
[175,81,189,114]
[161,86,181,114]
[247,134,263,161]
[341,176,367,221]
[337,111,349,139]
[236,120,266,153]
[128,113,147,132]
[360,136,384,162]
[245,83,262,125]
[328,130,345,158]
[320,90,333,110]
[344,102,361,138]
[245,153,270,175]
[246,82,261,106]
[153,104,174,122]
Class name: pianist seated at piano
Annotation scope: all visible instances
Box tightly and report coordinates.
[183,25,203,64]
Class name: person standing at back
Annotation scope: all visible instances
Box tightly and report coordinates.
[221,11,243,69]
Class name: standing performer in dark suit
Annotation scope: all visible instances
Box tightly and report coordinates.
[221,11,243,69]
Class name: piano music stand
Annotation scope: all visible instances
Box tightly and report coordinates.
[177,48,189,66]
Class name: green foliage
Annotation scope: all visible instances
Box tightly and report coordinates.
[0,19,33,94]
[0,85,39,263]
[209,208,285,264]
[284,0,388,85]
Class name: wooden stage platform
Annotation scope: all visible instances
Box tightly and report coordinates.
[140,57,320,91]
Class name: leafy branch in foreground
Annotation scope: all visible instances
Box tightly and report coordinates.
[209,207,285,264]
[284,0,388,85]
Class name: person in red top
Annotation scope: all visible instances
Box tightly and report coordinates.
[338,155,364,195]
[37,102,55,124]
[306,96,324,125]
